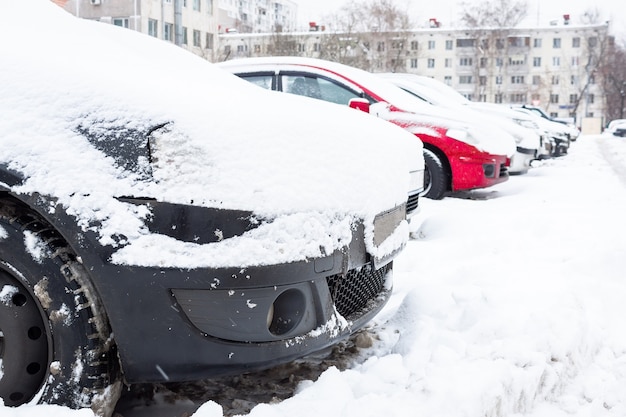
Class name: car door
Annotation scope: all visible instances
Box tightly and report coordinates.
[277,71,368,106]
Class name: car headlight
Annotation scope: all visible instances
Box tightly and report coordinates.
[515,119,539,130]
[446,128,477,145]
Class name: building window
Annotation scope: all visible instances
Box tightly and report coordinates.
[532,75,541,85]
[182,26,188,44]
[478,94,486,102]
[572,37,581,47]
[456,38,475,47]
[588,36,598,47]
[148,19,158,37]
[313,43,320,52]
[480,57,488,67]
[550,94,559,104]
[495,38,505,49]
[410,58,418,68]
[206,33,214,49]
[533,57,541,67]
[495,75,502,85]
[571,75,578,85]
[494,93,503,103]
[552,75,559,85]
[510,93,526,103]
[533,38,542,48]
[427,58,435,68]
[508,56,524,65]
[193,29,201,47]
[297,43,306,52]
[459,57,472,66]
[445,39,453,50]
[552,56,560,67]
[444,75,452,85]
[113,18,129,28]
[428,40,435,49]
[569,94,578,104]
[193,0,201,11]
[164,23,173,41]
[377,42,385,51]
[479,76,487,86]
[511,76,525,84]
[588,93,595,103]
[463,93,474,101]
[496,58,503,67]
[571,56,579,66]
[553,38,561,48]
[410,40,418,50]
[459,75,473,84]
[444,58,452,68]
[207,0,213,14]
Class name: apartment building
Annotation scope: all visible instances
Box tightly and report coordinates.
[218,19,612,124]
[217,0,298,33]
[63,0,219,59]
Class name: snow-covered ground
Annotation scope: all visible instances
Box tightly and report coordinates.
[6,134,626,416]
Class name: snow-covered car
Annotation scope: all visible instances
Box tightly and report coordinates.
[516,105,581,141]
[0,2,422,415]
[380,73,541,175]
[218,57,514,199]
[604,119,626,137]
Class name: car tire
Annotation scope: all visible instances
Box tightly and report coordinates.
[0,203,121,416]
[421,149,448,200]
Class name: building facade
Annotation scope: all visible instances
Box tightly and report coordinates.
[64,0,219,59]
[217,20,612,124]
[217,0,298,33]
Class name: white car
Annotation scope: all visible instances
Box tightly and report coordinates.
[603,119,626,137]
[381,73,542,174]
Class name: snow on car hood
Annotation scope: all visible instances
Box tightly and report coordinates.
[0,1,419,268]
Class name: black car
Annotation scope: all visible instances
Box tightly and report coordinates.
[0,2,418,415]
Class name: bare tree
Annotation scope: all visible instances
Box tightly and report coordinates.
[458,0,529,103]
[459,0,528,28]
[318,0,413,72]
[599,39,626,120]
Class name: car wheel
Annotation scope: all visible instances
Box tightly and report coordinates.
[0,203,121,416]
[421,149,448,200]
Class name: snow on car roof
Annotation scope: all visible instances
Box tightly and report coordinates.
[0,1,419,268]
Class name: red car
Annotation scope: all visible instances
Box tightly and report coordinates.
[218,57,514,199]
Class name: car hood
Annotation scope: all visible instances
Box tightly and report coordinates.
[0,1,419,268]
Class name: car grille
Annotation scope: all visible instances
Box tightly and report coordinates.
[406,192,420,215]
[326,263,390,320]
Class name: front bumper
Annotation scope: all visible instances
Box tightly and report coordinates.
[509,147,537,174]
[30,196,402,384]
[449,146,509,192]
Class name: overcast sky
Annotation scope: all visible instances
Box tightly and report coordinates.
[293,0,624,39]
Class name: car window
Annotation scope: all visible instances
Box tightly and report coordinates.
[281,74,361,105]
[240,74,273,90]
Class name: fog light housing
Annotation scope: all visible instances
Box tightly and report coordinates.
[483,163,496,178]
[268,289,305,336]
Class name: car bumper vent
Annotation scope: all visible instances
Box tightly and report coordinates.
[500,164,509,177]
[406,193,420,215]
[326,262,390,320]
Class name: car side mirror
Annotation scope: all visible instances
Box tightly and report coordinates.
[349,98,370,113]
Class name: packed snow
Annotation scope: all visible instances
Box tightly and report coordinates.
[4,135,626,416]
